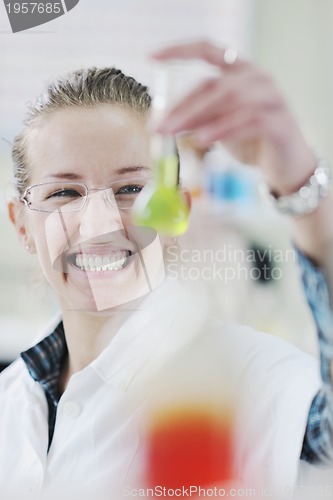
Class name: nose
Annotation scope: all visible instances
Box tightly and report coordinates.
[79,190,125,239]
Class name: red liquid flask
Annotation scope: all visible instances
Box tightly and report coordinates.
[144,404,235,492]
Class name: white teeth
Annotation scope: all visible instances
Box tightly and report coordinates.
[74,252,129,272]
[95,256,102,271]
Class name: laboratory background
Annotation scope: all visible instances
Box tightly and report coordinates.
[0,0,333,370]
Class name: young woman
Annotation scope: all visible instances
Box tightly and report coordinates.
[1,41,332,499]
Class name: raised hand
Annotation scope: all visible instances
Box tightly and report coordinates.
[152,40,316,197]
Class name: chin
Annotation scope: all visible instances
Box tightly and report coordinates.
[61,282,154,314]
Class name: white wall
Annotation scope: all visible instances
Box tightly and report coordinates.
[252,0,333,166]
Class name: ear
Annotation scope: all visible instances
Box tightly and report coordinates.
[7,199,36,253]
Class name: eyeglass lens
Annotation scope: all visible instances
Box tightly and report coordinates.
[24,178,151,213]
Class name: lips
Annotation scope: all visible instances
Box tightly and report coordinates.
[51,227,159,275]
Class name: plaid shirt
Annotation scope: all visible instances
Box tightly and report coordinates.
[297,250,333,464]
[21,322,67,450]
[21,253,333,462]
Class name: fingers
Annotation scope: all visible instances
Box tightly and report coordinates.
[152,39,247,71]
[155,72,283,138]
[150,39,314,194]
[192,109,270,147]
[192,110,276,167]
[151,39,281,139]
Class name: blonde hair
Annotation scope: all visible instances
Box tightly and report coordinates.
[12,67,152,196]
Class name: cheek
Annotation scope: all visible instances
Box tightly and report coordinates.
[30,212,77,272]
[44,211,77,266]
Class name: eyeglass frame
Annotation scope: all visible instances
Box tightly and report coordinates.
[20,177,153,213]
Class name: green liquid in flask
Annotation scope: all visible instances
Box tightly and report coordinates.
[133,151,189,236]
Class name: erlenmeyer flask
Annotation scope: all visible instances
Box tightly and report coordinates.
[132,66,190,236]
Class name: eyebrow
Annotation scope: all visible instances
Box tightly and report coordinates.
[43,166,151,181]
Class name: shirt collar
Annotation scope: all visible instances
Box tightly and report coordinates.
[21,280,209,394]
[21,322,67,403]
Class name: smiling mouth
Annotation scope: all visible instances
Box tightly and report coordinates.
[68,250,132,272]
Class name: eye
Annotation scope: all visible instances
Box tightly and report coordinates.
[47,188,83,199]
[116,184,144,195]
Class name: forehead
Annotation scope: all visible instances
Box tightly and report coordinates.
[26,104,151,182]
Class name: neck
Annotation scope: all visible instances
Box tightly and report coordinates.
[59,295,146,390]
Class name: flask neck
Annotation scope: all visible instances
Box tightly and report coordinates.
[151,134,179,188]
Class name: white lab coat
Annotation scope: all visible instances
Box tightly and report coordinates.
[0,279,321,499]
